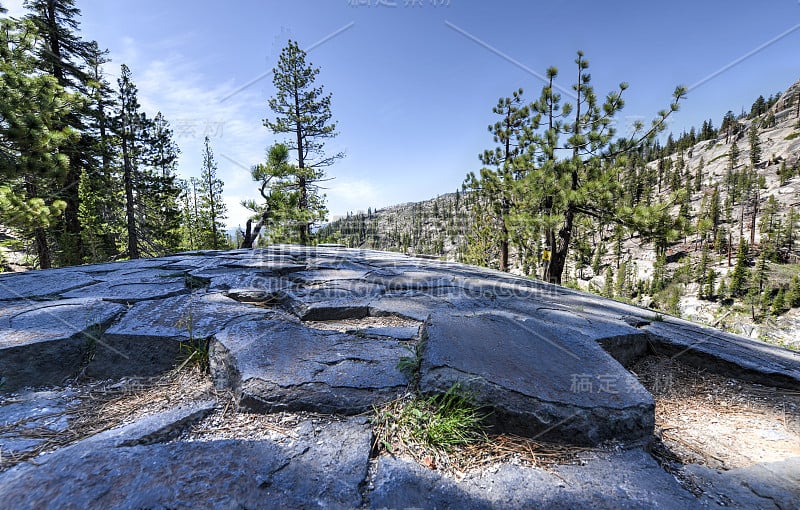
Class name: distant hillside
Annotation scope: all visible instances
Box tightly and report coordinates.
[318,192,473,258]
[320,78,800,349]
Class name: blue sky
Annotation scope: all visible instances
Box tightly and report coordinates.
[5,0,800,230]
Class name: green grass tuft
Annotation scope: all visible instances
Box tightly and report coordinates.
[372,384,488,459]
[178,337,211,373]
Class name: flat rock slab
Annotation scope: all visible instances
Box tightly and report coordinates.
[0,269,97,301]
[0,388,78,456]
[643,318,800,389]
[0,408,371,510]
[61,276,189,303]
[89,293,270,379]
[0,299,125,390]
[370,449,701,509]
[684,457,800,509]
[212,318,410,414]
[284,280,387,321]
[420,312,654,444]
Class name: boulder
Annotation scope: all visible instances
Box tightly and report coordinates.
[419,312,654,444]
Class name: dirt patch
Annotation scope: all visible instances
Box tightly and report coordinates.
[305,315,421,333]
[0,366,212,472]
[632,355,800,470]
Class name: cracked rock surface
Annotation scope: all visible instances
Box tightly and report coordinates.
[0,246,798,508]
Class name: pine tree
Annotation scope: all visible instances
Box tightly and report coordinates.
[464,88,532,271]
[749,95,766,118]
[751,251,769,293]
[241,143,296,248]
[726,141,740,198]
[114,63,144,259]
[783,207,799,253]
[759,288,772,316]
[704,269,717,301]
[778,161,791,186]
[264,40,340,244]
[748,123,761,167]
[787,275,800,308]
[697,244,709,284]
[518,52,684,283]
[197,136,227,250]
[729,240,750,297]
[24,0,96,265]
[603,266,614,298]
[694,157,704,192]
[771,288,785,316]
[80,41,119,261]
[722,111,737,143]
[139,112,182,255]
[178,177,201,250]
[0,14,77,268]
[717,278,728,299]
[591,242,604,275]
[651,253,667,294]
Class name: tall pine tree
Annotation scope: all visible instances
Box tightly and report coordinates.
[24,0,95,265]
[0,13,78,268]
[264,40,340,244]
[463,88,532,271]
[197,136,227,250]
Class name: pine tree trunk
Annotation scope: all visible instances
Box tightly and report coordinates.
[62,167,83,263]
[45,0,83,265]
[207,171,218,250]
[728,230,733,266]
[242,210,269,249]
[545,207,574,285]
[25,176,52,268]
[499,224,509,272]
[34,228,51,269]
[122,134,139,259]
[241,219,256,249]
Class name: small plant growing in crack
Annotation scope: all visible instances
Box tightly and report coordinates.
[175,294,210,373]
[396,331,427,389]
[371,384,488,466]
[75,307,109,379]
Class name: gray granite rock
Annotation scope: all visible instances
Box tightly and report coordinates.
[419,311,654,444]
[211,317,410,414]
[0,388,78,454]
[0,269,97,301]
[89,292,269,379]
[284,280,386,320]
[0,408,371,510]
[357,325,420,340]
[684,457,800,509]
[60,275,189,303]
[0,246,798,508]
[0,299,125,390]
[370,449,702,509]
[643,318,800,389]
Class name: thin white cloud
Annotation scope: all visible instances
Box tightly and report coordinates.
[101,42,270,230]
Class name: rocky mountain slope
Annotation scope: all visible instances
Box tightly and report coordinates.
[320,79,800,350]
